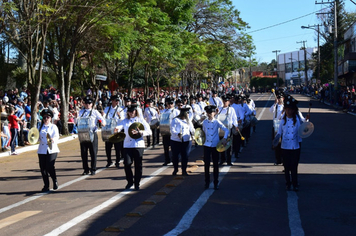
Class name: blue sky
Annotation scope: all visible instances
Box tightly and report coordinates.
[232,0,356,64]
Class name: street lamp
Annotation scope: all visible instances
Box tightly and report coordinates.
[301,25,321,85]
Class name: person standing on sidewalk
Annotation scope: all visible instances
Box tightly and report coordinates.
[7,107,22,155]
[37,109,60,192]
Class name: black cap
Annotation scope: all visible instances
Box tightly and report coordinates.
[284,95,298,108]
[221,95,230,101]
[181,95,188,100]
[146,98,153,103]
[179,107,190,113]
[84,96,93,104]
[196,93,203,98]
[124,97,131,102]
[110,95,120,101]
[211,90,217,94]
[126,104,138,112]
[165,98,174,104]
[205,105,217,113]
[41,108,54,118]
[175,99,183,104]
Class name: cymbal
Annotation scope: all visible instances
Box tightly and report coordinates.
[28,128,39,145]
[128,122,144,139]
[298,121,314,138]
[47,133,52,150]
[108,132,126,143]
[194,128,206,146]
[216,137,232,152]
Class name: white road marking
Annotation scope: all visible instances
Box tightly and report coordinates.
[0,211,41,229]
[43,167,168,236]
[287,192,305,236]
[163,166,231,236]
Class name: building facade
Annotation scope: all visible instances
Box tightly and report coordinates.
[277,47,317,86]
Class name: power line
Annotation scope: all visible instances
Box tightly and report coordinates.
[246,9,327,34]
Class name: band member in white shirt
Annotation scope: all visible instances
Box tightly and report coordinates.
[217,95,239,165]
[190,95,202,126]
[103,95,125,168]
[273,96,301,191]
[77,96,106,175]
[231,94,245,159]
[170,107,195,176]
[160,98,177,165]
[269,91,284,165]
[114,104,152,190]
[144,99,160,148]
[37,109,60,192]
[197,93,207,112]
[202,105,229,190]
[209,90,223,111]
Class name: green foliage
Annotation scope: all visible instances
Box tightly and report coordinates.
[250,76,282,89]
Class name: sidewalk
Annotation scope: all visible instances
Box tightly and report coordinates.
[0,134,79,158]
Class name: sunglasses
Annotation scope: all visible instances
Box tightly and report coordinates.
[43,116,51,119]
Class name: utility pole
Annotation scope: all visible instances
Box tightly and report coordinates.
[297,40,308,85]
[272,50,281,88]
[316,0,338,104]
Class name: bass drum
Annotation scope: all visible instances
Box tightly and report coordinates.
[217,113,231,138]
[102,118,118,142]
[77,117,95,143]
[159,112,172,136]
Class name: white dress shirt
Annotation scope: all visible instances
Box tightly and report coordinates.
[37,123,60,154]
[269,103,284,120]
[218,106,238,127]
[209,96,223,110]
[144,106,160,123]
[277,116,302,150]
[103,105,125,124]
[231,103,245,124]
[170,118,195,142]
[202,118,229,147]
[115,116,152,148]
[191,103,202,116]
[78,109,106,132]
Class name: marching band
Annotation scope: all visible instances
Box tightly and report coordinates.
[26,88,313,193]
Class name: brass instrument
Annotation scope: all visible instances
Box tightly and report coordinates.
[108,132,126,143]
[128,122,145,139]
[216,137,232,152]
[46,133,52,150]
[193,128,206,146]
[28,128,39,145]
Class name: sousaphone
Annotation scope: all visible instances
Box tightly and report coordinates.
[128,122,144,139]
[193,128,206,146]
[28,127,39,145]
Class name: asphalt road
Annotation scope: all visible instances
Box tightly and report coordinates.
[0,93,355,236]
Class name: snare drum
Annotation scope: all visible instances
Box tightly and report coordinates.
[217,114,231,138]
[273,118,281,134]
[77,117,95,143]
[149,119,160,129]
[159,112,171,136]
[101,118,118,142]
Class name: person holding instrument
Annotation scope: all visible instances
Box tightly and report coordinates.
[114,104,151,190]
[37,109,60,192]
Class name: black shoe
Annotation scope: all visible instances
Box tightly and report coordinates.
[182,172,189,176]
[125,183,133,189]
[214,184,219,190]
[293,186,299,192]
[106,162,113,168]
[41,187,49,192]
[53,181,58,190]
[227,163,233,166]
[162,162,170,166]
[219,162,224,166]
[172,170,178,176]
[286,185,291,191]
[91,170,96,175]
[115,163,120,168]
[135,185,140,190]
[82,171,89,175]
[204,183,209,189]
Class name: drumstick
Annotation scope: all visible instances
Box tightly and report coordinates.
[236,127,245,140]
[271,89,277,100]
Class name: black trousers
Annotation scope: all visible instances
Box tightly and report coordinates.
[204,146,219,185]
[281,148,300,188]
[146,127,158,146]
[162,135,171,163]
[105,141,123,164]
[38,152,57,188]
[18,122,24,146]
[123,148,144,187]
[80,132,98,172]
[220,145,232,164]
[232,133,241,157]
[171,140,191,173]
[272,126,282,164]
